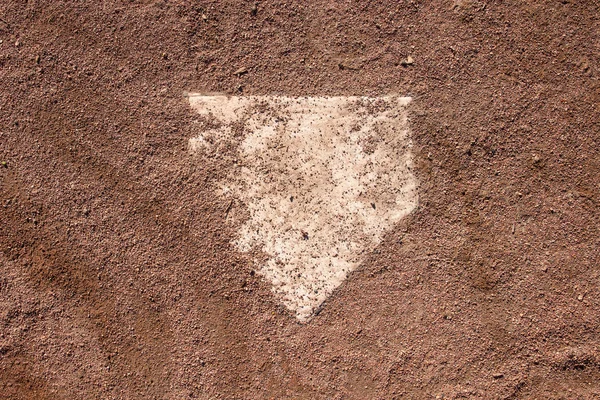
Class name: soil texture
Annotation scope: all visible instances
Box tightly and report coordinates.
[1,1,599,399]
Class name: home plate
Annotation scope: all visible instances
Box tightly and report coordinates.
[187,94,418,322]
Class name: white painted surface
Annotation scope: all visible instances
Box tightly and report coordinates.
[188,95,418,321]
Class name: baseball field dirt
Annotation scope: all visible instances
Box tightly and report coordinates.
[1,1,599,399]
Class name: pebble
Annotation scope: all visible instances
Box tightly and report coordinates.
[577,294,584,301]
[234,67,248,76]
[401,55,414,66]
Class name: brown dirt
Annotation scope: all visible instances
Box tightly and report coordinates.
[1,1,599,399]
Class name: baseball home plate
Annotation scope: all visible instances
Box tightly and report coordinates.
[188,94,418,321]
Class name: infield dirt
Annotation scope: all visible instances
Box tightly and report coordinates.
[1,1,599,399]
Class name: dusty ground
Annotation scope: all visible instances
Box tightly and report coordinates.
[1,1,599,399]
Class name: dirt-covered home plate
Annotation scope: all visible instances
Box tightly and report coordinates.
[188,94,418,322]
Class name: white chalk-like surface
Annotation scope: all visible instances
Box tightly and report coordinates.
[188,95,418,321]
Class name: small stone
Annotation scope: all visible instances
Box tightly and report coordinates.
[577,294,584,301]
[401,55,414,66]
[251,3,258,15]
[580,60,589,72]
[202,14,208,21]
[493,373,504,379]
[1,161,6,168]
[234,67,248,76]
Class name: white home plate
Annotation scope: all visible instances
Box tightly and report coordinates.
[188,94,418,321]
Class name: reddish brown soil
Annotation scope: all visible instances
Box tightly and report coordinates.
[1,1,599,399]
